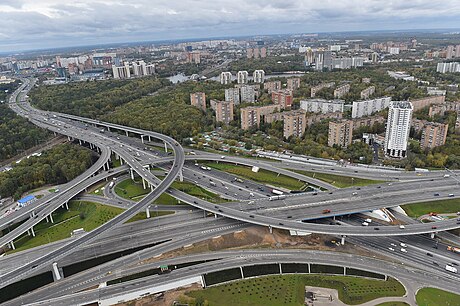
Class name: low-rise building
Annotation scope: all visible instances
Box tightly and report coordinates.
[360,86,375,99]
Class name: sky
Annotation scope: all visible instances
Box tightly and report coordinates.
[1,0,460,52]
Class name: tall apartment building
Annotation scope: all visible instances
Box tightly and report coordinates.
[436,62,460,73]
[420,122,448,150]
[305,112,343,127]
[264,112,285,124]
[112,62,131,79]
[311,82,335,97]
[384,101,413,158]
[220,71,233,84]
[314,50,332,71]
[331,57,365,69]
[271,90,293,109]
[247,47,267,59]
[284,110,307,138]
[237,71,248,84]
[446,45,455,59]
[287,78,301,90]
[360,86,375,100]
[429,101,460,117]
[253,70,265,83]
[132,60,147,76]
[224,88,240,104]
[210,100,234,125]
[264,81,282,93]
[328,120,353,147]
[190,92,206,111]
[409,96,445,111]
[240,85,256,103]
[351,97,391,118]
[240,105,280,130]
[334,84,351,98]
[456,45,460,58]
[300,99,345,114]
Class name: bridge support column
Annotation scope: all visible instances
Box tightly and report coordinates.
[214,213,218,218]
[240,266,244,279]
[179,170,183,182]
[344,267,347,275]
[9,241,15,250]
[30,226,35,237]
[142,178,146,190]
[164,142,168,153]
[148,135,151,142]
[307,263,311,273]
[65,201,69,210]
[49,213,54,224]
[54,132,56,136]
[341,236,346,245]
[277,173,280,177]
[150,184,154,191]
[279,263,283,274]
[107,127,110,132]
[46,215,49,223]
[430,232,436,239]
[146,206,151,218]
[67,136,71,141]
[125,130,128,137]
[130,168,134,180]
[384,275,388,281]
[269,225,273,234]
[52,262,62,281]
[201,275,207,288]
[79,139,82,145]
[141,135,144,144]
[120,157,123,165]
[106,162,110,170]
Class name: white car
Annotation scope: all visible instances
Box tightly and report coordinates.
[388,247,395,251]
[399,225,405,229]
[400,248,407,253]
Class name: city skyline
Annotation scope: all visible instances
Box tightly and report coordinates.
[1,0,460,52]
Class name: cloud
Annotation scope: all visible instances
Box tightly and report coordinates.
[0,0,459,52]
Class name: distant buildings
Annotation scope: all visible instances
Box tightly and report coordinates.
[210,100,234,125]
[283,110,307,138]
[239,85,256,103]
[300,99,345,114]
[225,88,240,104]
[410,96,445,112]
[311,82,335,97]
[429,101,460,117]
[240,105,280,130]
[112,63,131,79]
[306,112,343,127]
[384,101,413,158]
[351,97,391,118]
[314,50,332,71]
[360,86,375,100]
[220,71,233,84]
[328,120,353,148]
[247,47,267,59]
[387,71,414,81]
[237,71,249,84]
[436,62,460,73]
[331,57,365,70]
[253,70,265,83]
[420,122,448,150]
[427,87,446,96]
[333,84,350,99]
[271,90,293,109]
[190,92,206,111]
[264,81,282,94]
[287,78,301,91]
[112,61,155,79]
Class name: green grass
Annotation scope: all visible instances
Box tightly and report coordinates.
[416,288,460,306]
[9,201,164,253]
[114,178,150,200]
[376,303,410,306]
[187,274,405,306]
[171,181,228,203]
[292,170,385,188]
[126,210,173,223]
[402,198,460,218]
[205,162,305,190]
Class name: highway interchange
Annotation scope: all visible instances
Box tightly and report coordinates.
[0,78,460,304]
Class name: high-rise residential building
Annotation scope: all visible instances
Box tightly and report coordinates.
[225,88,240,104]
[237,71,249,84]
[446,45,455,59]
[384,101,413,158]
[132,60,147,76]
[247,47,267,59]
[260,47,267,58]
[287,78,301,91]
[284,110,307,138]
[240,85,256,103]
[360,86,376,100]
[145,64,155,75]
[253,70,265,83]
[190,92,206,111]
[371,52,379,63]
[112,62,131,79]
[420,122,448,150]
[264,81,282,93]
[314,50,332,71]
[305,48,315,66]
[328,120,353,147]
[220,71,233,84]
[210,100,234,125]
[351,97,391,118]
[240,105,280,130]
[271,90,293,109]
[300,99,345,114]
[310,82,335,97]
[333,84,351,98]
[436,62,460,73]
[331,57,365,69]
[456,45,460,58]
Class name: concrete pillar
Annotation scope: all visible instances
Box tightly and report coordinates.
[106,162,110,170]
[54,132,56,136]
[279,263,283,274]
[46,215,49,223]
[214,213,218,218]
[307,263,311,273]
[146,206,151,218]
[150,184,154,191]
[240,266,244,279]
[79,139,82,145]
[120,158,123,165]
[107,127,110,132]
[125,130,128,137]
[148,135,151,142]
[31,226,35,237]
[384,275,388,281]
[141,135,144,144]
[142,178,146,190]
[179,170,184,182]
[269,226,273,234]
[10,241,15,250]
[67,136,71,141]
[50,213,54,224]
[277,173,280,177]
[341,236,346,245]
[65,201,69,210]
[201,275,207,288]
[430,232,435,239]
[52,262,62,281]
[115,152,119,160]
[344,267,346,275]
[130,168,134,180]
[164,142,168,153]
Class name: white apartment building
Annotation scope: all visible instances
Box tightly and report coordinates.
[352,97,391,118]
[436,62,460,74]
[300,99,345,114]
[253,70,265,83]
[384,101,413,158]
[239,85,256,103]
[237,71,248,84]
[112,62,131,79]
[225,88,240,104]
[220,71,233,84]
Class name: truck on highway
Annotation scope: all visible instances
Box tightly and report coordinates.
[109,182,114,188]
[447,246,460,254]
[445,265,458,273]
[271,189,284,195]
[269,195,286,201]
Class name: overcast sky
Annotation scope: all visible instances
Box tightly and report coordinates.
[1,0,459,52]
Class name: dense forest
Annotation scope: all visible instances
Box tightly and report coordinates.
[30,77,170,118]
[0,143,94,200]
[0,82,51,162]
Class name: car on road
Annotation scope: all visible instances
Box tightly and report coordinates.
[448,193,455,197]
[399,225,405,229]
[388,247,395,251]
[434,193,440,196]
[322,209,331,214]
[400,248,407,253]
[431,226,438,229]
[427,253,433,257]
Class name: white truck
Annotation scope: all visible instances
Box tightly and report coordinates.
[109,181,114,188]
[272,189,284,195]
[445,265,458,273]
[269,195,287,201]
